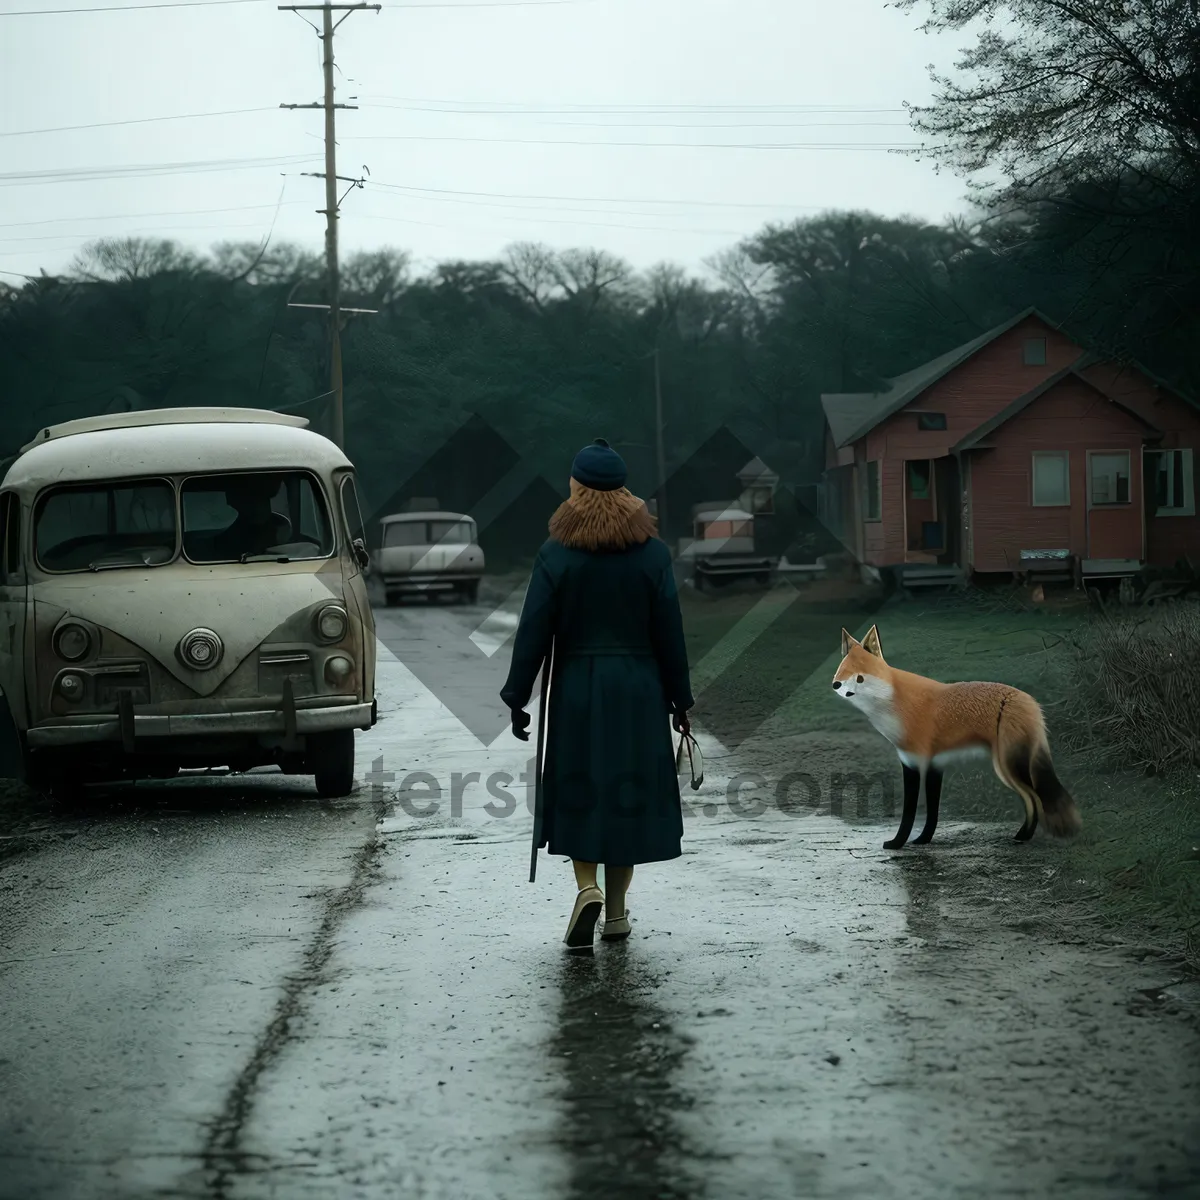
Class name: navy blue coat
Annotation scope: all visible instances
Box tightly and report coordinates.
[500,499,694,867]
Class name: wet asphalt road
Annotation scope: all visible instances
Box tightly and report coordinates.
[2,594,1200,1199]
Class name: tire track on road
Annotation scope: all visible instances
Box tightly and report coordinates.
[201,785,390,1200]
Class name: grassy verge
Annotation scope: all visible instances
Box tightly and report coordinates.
[679,581,1200,972]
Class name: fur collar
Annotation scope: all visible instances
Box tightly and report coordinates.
[548,481,658,551]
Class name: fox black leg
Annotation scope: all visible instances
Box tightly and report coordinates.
[911,766,943,845]
[1014,793,1039,841]
[1007,750,1039,841]
[884,764,921,849]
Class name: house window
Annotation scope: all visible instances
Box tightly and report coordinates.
[863,460,881,522]
[1089,451,1131,506]
[907,461,931,500]
[916,412,947,431]
[1023,337,1047,365]
[1147,448,1195,516]
[1031,451,1069,506]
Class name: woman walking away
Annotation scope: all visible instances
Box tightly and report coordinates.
[500,438,694,949]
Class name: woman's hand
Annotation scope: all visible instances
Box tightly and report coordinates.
[671,708,690,737]
[511,708,532,741]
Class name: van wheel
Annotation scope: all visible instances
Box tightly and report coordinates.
[309,729,356,799]
[384,591,400,607]
[0,702,31,785]
[29,755,89,808]
[463,581,479,604]
[48,772,88,808]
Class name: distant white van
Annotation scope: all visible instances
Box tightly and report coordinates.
[0,407,377,801]
[374,511,485,605]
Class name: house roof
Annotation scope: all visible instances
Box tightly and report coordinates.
[820,307,1200,449]
[951,362,1163,452]
[820,306,1049,448]
[736,456,778,483]
[1076,352,1200,416]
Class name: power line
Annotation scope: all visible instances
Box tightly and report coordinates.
[0,190,821,237]
[0,220,285,245]
[362,96,907,113]
[345,133,919,149]
[0,154,317,187]
[0,201,308,230]
[507,119,911,129]
[2,0,261,13]
[2,0,586,10]
[362,185,816,225]
[356,208,749,238]
[0,107,279,138]
[366,180,830,209]
[0,101,909,141]
[380,0,598,5]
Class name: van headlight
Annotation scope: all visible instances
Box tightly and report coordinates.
[324,654,354,684]
[54,622,91,662]
[314,604,348,643]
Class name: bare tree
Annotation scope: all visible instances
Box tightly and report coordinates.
[500,242,560,313]
[70,238,202,282]
[211,241,322,287]
[552,248,637,320]
[895,0,1200,202]
[342,249,412,310]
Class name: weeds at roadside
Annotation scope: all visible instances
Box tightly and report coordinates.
[1058,602,1200,774]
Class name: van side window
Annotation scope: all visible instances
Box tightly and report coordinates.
[0,492,17,580]
[341,475,367,545]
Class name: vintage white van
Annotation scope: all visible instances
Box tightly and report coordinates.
[0,407,377,801]
[374,510,485,605]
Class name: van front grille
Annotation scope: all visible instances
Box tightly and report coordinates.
[94,664,151,708]
[259,652,315,697]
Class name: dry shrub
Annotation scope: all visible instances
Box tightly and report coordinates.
[1059,602,1200,772]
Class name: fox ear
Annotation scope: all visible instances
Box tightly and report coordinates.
[861,625,883,658]
[840,627,855,657]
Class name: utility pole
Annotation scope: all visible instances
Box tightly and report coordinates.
[653,345,668,537]
[279,1,380,449]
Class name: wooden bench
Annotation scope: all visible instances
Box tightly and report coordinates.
[896,563,967,596]
[1014,550,1076,588]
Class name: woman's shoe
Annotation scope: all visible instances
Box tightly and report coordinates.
[601,911,631,941]
[563,886,604,947]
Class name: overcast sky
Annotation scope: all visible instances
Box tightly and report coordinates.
[1,0,974,283]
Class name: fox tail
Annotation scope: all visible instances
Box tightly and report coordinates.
[1030,742,1082,837]
[997,694,1082,838]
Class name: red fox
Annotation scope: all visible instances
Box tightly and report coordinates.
[832,624,1081,848]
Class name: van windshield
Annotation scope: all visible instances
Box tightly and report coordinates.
[181,471,334,563]
[383,518,474,547]
[34,481,177,572]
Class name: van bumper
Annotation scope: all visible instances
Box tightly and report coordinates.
[25,701,375,748]
[383,573,481,591]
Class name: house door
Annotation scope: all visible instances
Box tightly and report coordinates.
[933,456,961,566]
[1086,450,1144,561]
[904,460,939,557]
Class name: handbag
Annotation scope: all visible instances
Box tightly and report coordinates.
[675,727,704,790]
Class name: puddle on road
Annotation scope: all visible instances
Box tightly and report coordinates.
[551,951,712,1200]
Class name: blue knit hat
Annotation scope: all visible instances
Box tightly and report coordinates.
[570,437,627,491]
